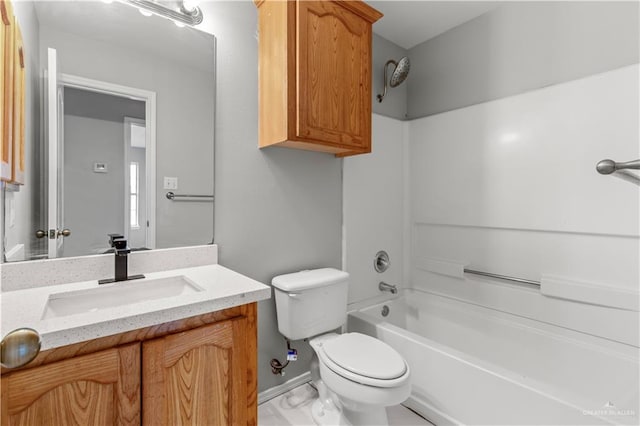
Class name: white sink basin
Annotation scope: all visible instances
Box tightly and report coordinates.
[42,276,204,319]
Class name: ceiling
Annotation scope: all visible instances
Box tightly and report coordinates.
[368,1,500,49]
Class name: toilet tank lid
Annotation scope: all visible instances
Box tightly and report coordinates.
[272,268,349,291]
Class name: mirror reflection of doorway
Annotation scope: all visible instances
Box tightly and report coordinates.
[60,84,154,257]
[124,117,147,250]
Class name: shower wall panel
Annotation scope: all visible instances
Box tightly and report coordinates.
[409,65,640,346]
[343,114,408,304]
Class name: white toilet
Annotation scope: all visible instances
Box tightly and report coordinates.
[272,268,411,426]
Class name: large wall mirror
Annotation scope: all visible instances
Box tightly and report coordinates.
[2,0,215,262]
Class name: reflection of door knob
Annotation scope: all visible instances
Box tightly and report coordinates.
[1,328,41,369]
[57,229,71,237]
[35,229,47,239]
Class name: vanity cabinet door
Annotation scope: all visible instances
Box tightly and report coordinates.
[142,317,249,426]
[1,344,140,426]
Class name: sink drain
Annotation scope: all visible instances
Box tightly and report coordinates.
[381,305,390,317]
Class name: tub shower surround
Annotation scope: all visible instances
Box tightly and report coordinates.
[345,65,639,425]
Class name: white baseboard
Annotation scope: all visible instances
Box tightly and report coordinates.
[258,372,312,405]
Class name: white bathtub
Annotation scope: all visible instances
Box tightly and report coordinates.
[347,289,639,425]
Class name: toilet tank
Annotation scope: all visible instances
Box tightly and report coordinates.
[272,268,349,340]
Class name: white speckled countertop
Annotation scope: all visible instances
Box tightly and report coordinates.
[1,249,271,350]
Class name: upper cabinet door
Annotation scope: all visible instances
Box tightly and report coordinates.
[11,22,24,184]
[296,1,371,150]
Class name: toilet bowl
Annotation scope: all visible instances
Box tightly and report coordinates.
[271,268,411,425]
[309,333,411,425]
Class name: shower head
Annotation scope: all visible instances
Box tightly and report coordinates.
[389,56,410,87]
[377,56,410,103]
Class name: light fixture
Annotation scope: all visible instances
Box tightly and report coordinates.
[123,0,204,26]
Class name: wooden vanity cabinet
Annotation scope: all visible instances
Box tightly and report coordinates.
[255,0,382,157]
[0,303,257,426]
[142,317,248,425]
[1,344,140,426]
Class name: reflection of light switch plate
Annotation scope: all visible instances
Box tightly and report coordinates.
[164,177,178,190]
[94,162,108,173]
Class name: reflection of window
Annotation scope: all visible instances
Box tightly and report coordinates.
[130,162,139,229]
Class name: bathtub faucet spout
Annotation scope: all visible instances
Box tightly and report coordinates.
[379,281,398,294]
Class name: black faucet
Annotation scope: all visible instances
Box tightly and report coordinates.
[99,234,145,284]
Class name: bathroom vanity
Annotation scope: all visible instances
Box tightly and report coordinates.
[0,245,271,425]
[2,305,255,425]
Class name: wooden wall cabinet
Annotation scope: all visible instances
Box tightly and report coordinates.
[1,0,14,181]
[255,0,382,157]
[0,0,25,184]
[1,303,257,426]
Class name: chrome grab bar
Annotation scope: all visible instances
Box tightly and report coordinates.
[463,268,540,287]
[166,192,214,201]
[596,159,640,175]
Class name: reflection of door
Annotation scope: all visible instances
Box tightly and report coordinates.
[45,69,156,258]
[62,88,146,256]
[46,48,67,258]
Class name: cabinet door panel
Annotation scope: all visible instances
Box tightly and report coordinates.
[143,317,248,426]
[1,344,140,426]
[1,0,14,181]
[297,1,371,150]
[11,22,24,184]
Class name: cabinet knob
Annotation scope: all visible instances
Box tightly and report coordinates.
[1,328,41,369]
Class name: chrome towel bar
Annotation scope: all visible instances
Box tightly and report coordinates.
[166,192,214,201]
[596,158,640,175]
[463,268,540,287]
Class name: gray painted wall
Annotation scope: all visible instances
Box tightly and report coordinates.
[62,88,145,257]
[39,24,215,249]
[198,2,343,392]
[407,1,640,118]
[1,1,41,262]
[64,115,125,257]
[64,87,145,123]
[371,34,408,120]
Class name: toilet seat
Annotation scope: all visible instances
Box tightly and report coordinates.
[318,333,409,388]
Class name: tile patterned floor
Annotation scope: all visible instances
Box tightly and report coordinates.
[258,383,433,426]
